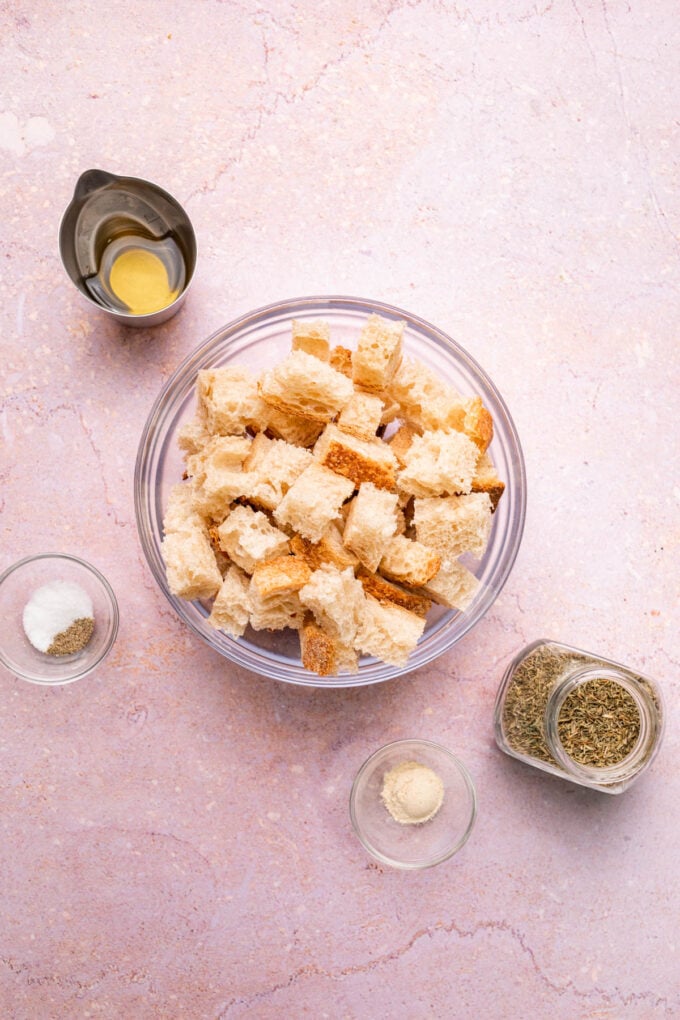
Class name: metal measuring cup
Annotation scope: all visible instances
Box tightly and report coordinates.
[59,169,197,327]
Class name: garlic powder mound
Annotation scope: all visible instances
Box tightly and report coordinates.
[380,760,444,825]
[22,581,94,653]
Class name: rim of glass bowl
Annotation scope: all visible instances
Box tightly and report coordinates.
[134,295,526,688]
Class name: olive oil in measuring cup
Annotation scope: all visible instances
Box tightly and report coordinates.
[59,169,196,327]
[86,228,186,316]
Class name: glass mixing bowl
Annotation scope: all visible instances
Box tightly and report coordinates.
[134,296,526,687]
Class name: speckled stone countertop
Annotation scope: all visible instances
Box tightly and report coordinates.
[1,3,679,1018]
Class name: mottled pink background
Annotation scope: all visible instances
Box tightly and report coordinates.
[1,2,679,1017]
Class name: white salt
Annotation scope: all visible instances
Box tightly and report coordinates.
[22,580,93,653]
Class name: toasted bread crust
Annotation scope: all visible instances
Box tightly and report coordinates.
[356,568,431,617]
[315,425,397,490]
[300,617,337,676]
[290,530,358,572]
[250,555,312,598]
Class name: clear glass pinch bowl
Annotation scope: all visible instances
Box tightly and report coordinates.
[134,295,526,687]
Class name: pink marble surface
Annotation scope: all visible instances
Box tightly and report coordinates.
[1,2,678,1017]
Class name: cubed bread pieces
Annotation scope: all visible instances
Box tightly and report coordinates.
[471,451,505,511]
[208,565,252,638]
[299,564,366,646]
[342,482,399,572]
[290,522,358,572]
[258,350,354,423]
[291,319,330,361]
[187,434,251,478]
[336,391,384,440]
[314,423,397,490]
[355,596,426,668]
[189,436,256,517]
[217,504,290,573]
[352,314,404,392]
[243,432,313,511]
[379,534,441,587]
[329,345,353,378]
[164,313,505,675]
[264,405,325,448]
[250,555,312,599]
[249,586,306,631]
[299,616,358,676]
[299,617,337,676]
[274,462,354,543]
[356,567,431,617]
[386,422,419,468]
[413,493,493,561]
[163,482,206,535]
[459,396,494,453]
[162,528,223,600]
[197,365,267,435]
[177,413,211,458]
[398,429,479,497]
[387,357,456,428]
[420,560,480,611]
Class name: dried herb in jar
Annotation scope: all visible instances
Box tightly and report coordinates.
[501,643,587,767]
[495,640,664,793]
[556,677,640,766]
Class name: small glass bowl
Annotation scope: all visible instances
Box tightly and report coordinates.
[0,554,119,685]
[350,739,477,870]
[134,295,526,687]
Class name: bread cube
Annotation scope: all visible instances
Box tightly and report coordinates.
[329,345,353,378]
[356,567,431,617]
[299,565,365,645]
[249,588,306,632]
[250,556,312,599]
[299,616,358,676]
[336,391,384,440]
[290,522,359,573]
[244,432,313,511]
[248,562,308,630]
[387,357,456,429]
[314,423,397,490]
[177,413,211,458]
[207,565,252,637]
[291,319,330,361]
[422,561,480,611]
[258,350,354,423]
[414,493,493,561]
[274,462,354,543]
[355,596,426,668]
[379,534,441,587]
[189,436,255,517]
[352,314,404,393]
[300,617,337,676]
[162,528,223,600]
[163,482,205,535]
[471,451,505,511]
[342,483,399,572]
[398,429,479,497]
[387,423,419,469]
[217,505,290,573]
[264,405,325,448]
[197,365,267,435]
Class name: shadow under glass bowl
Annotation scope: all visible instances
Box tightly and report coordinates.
[134,295,526,688]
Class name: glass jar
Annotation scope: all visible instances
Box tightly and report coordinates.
[493,640,664,793]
